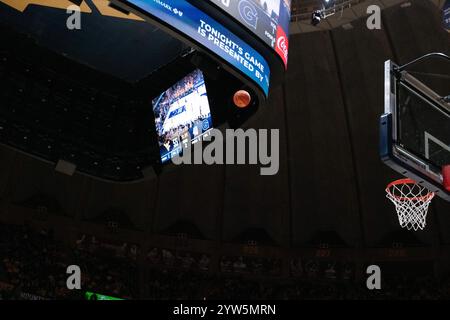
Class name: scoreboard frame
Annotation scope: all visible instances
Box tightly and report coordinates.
[110,0,287,99]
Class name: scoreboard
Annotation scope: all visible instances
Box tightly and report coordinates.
[0,0,289,180]
[207,0,291,67]
[112,0,290,98]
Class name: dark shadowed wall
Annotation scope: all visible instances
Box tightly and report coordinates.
[0,0,449,248]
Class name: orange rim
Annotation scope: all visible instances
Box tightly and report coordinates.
[386,178,435,202]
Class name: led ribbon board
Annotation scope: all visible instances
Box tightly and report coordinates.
[122,0,271,96]
[207,0,290,67]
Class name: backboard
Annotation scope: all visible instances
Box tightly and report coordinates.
[380,60,450,201]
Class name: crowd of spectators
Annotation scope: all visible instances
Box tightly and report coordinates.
[73,235,139,299]
[147,248,211,271]
[290,258,355,281]
[142,268,450,300]
[2,222,450,300]
[220,256,281,276]
[0,224,137,300]
[0,223,70,299]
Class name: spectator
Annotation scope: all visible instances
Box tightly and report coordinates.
[233,257,247,273]
[199,254,210,271]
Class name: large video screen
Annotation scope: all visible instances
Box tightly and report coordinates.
[119,0,270,96]
[153,69,213,164]
[208,0,291,67]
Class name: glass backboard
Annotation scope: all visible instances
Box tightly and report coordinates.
[380,60,450,201]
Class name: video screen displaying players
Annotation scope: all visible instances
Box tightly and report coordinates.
[152,69,213,164]
[208,0,291,67]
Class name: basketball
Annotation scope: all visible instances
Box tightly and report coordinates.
[233,90,252,108]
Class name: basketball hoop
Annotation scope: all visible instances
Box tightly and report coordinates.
[385,178,435,231]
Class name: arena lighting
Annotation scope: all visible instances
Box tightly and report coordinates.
[311,10,323,26]
[233,90,252,108]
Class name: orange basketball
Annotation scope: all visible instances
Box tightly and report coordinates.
[233,90,252,108]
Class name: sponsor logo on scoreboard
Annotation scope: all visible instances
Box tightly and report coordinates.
[275,26,288,67]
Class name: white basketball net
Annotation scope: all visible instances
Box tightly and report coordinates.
[386,179,435,231]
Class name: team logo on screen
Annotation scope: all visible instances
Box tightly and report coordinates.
[238,0,258,29]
